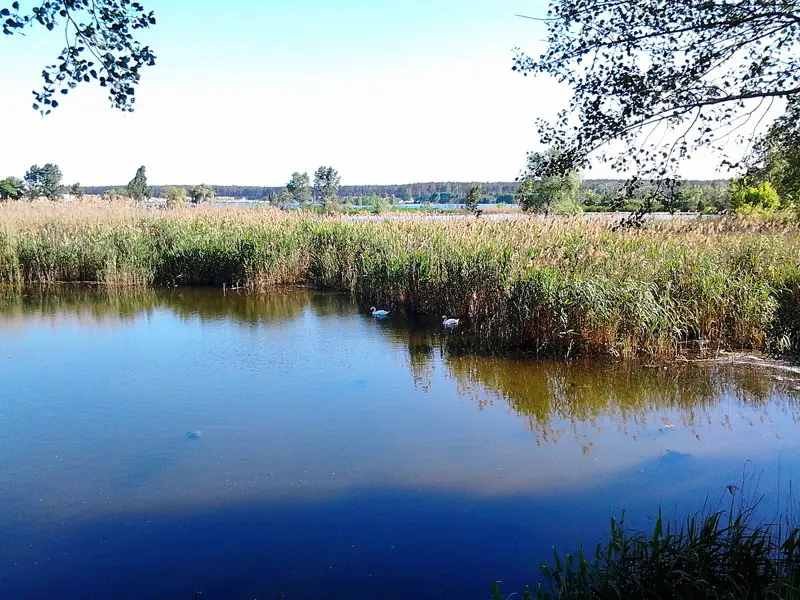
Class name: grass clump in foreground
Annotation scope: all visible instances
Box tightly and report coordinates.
[502,507,800,600]
[0,201,799,357]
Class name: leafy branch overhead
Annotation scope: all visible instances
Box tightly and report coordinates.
[1,0,156,113]
[513,0,800,180]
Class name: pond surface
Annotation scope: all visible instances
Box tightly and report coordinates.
[1,288,799,600]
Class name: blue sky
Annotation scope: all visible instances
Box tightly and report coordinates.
[0,1,722,186]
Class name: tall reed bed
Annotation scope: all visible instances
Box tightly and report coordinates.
[1,201,798,356]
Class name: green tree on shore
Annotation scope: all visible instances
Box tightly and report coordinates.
[731,181,781,215]
[465,183,482,214]
[314,166,341,210]
[286,172,312,204]
[163,186,187,208]
[516,150,582,214]
[516,173,582,214]
[271,189,294,207]
[24,164,63,200]
[69,183,84,199]
[126,166,151,202]
[313,166,340,201]
[0,176,24,200]
[740,98,800,207]
[189,184,214,204]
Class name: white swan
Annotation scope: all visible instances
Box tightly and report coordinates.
[442,315,460,327]
[370,306,390,318]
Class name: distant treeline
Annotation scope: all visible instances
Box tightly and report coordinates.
[81,179,729,204]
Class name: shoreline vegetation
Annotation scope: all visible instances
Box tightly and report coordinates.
[507,504,800,600]
[1,201,798,358]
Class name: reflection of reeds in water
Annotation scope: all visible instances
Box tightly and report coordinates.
[404,331,439,391]
[440,355,800,446]
[0,284,161,329]
[0,285,316,328]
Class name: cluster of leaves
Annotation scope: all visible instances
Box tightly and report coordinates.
[286,172,312,204]
[0,176,24,200]
[126,166,151,202]
[731,181,781,215]
[0,165,85,201]
[515,149,582,214]
[24,164,63,200]
[739,97,800,206]
[514,0,800,183]
[1,0,157,113]
[313,166,341,205]
[716,96,800,216]
[162,186,188,208]
[189,184,214,204]
[369,195,391,215]
[465,183,482,214]
[266,168,340,208]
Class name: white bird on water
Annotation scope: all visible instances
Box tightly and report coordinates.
[370,306,390,318]
[442,315,460,327]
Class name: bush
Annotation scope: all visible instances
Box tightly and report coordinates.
[189,184,215,204]
[163,187,188,208]
[371,197,391,215]
[517,173,582,214]
[551,196,584,215]
[102,188,130,202]
[732,181,781,215]
[0,176,24,201]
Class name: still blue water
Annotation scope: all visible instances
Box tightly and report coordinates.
[1,288,799,599]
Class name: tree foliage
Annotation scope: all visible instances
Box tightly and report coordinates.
[126,165,151,202]
[513,0,800,181]
[516,150,582,214]
[313,166,341,202]
[741,97,800,205]
[731,181,781,214]
[286,172,312,204]
[465,183,482,213]
[1,0,156,113]
[24,163,63,200]
[0,176,24,200]
[271,189,294,206]
[189,184,214,204]
[163,186,187,208]
[516,173,582,214]
[370,196,391,214]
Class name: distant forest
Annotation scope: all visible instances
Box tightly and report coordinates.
[82,179,729,204]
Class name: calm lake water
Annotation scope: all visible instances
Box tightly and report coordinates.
[1,288,800,600]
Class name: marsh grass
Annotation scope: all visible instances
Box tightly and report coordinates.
[517,504,800,600]
[1,201,799,356]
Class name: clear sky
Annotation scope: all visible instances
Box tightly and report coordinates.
[0,1,726,186]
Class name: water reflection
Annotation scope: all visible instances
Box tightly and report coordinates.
[2,285,798,442]
[443,356,798,445]
[1,286,800,600]
[0,284,316,325]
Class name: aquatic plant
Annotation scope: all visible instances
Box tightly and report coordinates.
[1,201,799,357]
[525,506,800,599]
